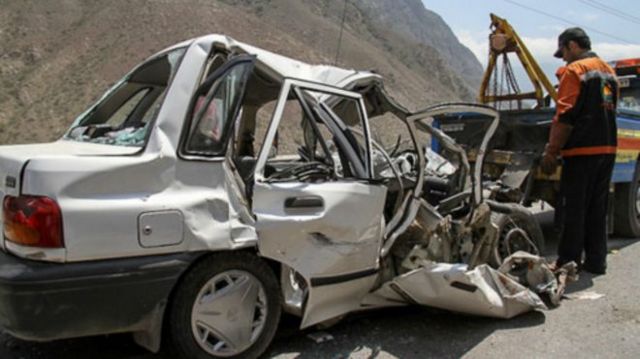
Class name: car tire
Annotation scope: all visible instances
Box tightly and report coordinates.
[165,252,281,359]
[613,160,640,237]
[490,211,545,267]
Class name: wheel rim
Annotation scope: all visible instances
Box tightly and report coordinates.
[496,218,540,262]
[191,270,268,357]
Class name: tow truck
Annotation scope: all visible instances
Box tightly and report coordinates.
[609,57,640,236]
[432,14,640,260]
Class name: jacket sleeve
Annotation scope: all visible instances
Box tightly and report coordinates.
[546,121,572,157]
[554,68,582,125]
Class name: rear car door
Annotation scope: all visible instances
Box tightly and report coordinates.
[252,79,387,327]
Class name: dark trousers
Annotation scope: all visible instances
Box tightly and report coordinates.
[556,154,615,269]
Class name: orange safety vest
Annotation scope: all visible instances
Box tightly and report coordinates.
[554,52,618,157]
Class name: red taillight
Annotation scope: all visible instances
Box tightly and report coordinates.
[615,58,640,68]
[2,195,64,248]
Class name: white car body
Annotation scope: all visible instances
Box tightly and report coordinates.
[0,35,555,358]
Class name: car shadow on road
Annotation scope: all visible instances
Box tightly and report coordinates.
[537,209,640,257]
[0,331,153,359]
[563,271,596,294]
[265,306,546,358]
[537,211,638,295]
[0,306,546,359]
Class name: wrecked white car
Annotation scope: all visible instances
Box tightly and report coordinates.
[0,35,564,359]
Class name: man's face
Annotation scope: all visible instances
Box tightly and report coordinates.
[559,40,581,63]
[560,44,571,62]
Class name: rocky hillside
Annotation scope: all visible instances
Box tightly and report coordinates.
[352,0,484,90]
[0,0,483,144]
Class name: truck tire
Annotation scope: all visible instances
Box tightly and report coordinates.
[490,211,545,267]
[165,252,281,359]
[613,160,640,237]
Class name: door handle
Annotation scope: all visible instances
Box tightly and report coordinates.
[284,196,324,209]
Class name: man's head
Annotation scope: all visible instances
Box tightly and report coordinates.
[554,27,591,63]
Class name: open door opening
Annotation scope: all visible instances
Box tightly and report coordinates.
[251,79,387,327]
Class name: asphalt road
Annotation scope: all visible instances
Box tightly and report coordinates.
[2,214,639,358]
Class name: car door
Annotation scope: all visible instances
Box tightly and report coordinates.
[252,79,387,328]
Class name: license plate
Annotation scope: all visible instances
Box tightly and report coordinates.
[619,78,630,88]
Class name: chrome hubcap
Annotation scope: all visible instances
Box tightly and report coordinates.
[191,270,267,357]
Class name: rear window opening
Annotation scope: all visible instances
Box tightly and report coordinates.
[64,47,186,147]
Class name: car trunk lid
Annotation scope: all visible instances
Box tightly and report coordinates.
[0,140,140,251]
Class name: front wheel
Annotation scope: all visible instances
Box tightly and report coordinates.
[490,211,545,267]
[166,252,281,359]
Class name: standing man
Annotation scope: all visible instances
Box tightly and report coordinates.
[541,27,618,275]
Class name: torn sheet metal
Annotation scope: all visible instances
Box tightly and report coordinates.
[498,251,578,307]
[370,260,547,319]
[499,154,535,188]
[425,147,456,177]
[367,251,577,319]
[392,201,498,270]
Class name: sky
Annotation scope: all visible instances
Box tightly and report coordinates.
[422,0,640,90]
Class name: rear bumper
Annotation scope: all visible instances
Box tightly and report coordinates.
[0,250,203,341]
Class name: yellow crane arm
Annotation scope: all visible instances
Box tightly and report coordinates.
[478,13,558,106]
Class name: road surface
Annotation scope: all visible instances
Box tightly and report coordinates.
[2,213,639,358]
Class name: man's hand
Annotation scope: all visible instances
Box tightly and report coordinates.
[541,121,572,175]
[541,144,559,175]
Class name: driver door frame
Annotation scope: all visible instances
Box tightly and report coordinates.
[254,78,374,181]
[252,78,386,327]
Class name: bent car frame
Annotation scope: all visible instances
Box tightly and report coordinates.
[0,35,558,358]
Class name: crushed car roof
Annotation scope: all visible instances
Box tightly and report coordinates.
[165,34,384,89]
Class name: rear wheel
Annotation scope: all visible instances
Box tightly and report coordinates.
[614,160,640,237]
[166,252,281,359]
[490,211,545,267]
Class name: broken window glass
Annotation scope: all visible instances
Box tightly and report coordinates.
[64,47,186,147]
[184,61,253,156]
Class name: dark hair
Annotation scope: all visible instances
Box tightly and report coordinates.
[555,27,591,57]
[571,36,591,50]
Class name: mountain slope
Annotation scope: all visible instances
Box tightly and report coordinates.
[0,0,483,144]
[355,0,484,91]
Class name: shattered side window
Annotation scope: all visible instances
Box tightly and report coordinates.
[260,86,369,182]
[367,112,418,178]
[326,100,364,161]
[314,99,369,179]
[65,47,186,147]
[105,89,150,126]
[184,61,254,156]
